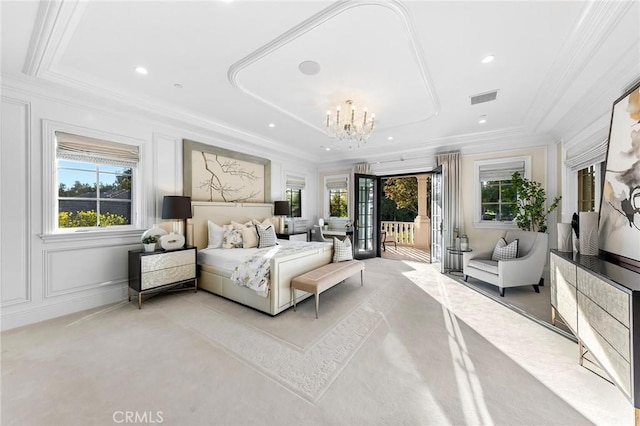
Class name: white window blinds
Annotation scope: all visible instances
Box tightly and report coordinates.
[478,160,525,181]
[326,177,348,189]
[565,139,607,172]
[56,132,139,168]
[285,175,306,190]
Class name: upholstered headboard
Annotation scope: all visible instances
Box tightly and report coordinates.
[187,201,274,250]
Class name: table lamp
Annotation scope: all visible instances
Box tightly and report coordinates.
[162,195,192,238]
[274,201,290,234]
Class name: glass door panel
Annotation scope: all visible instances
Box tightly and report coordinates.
[354,173,378,259]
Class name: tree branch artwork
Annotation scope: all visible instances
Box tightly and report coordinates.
[197,152,262,202]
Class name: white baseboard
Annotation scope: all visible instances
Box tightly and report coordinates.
[1,285,126,331]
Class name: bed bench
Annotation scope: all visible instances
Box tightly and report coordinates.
[291,260,364,318]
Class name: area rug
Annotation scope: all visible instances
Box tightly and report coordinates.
[149,267,409,403]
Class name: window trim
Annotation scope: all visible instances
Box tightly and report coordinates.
[473,156,531,229]
[323,174,350,219]
[41,120,146,240]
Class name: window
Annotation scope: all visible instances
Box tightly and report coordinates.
[286,187,302,217]
[324,175,349,218]
[41,123,143,240]
[474,156,531,228]
[329,188,348,217]
[578,165,595,212]
[285,175,305,218]
[480,179,516,221]
[56,132,138,230]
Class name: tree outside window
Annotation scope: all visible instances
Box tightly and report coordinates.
[480,179,517,222]
[57,160,132,228]
[329,188,348,217]
[286,187,301,217]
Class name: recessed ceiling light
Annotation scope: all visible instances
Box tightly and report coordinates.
[135,66,148,75]
[325,147,331,151]
[298,60,321,76]
[481,55,495,64]
[268,123,275,128]
[478,115,487,124]
[388,136,394,141]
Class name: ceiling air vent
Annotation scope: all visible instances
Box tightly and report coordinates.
[470,90,498,105]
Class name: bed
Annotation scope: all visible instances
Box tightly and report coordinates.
[186,201,333,315]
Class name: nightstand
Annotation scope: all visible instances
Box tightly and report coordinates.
[128,246,197,308]
[276,232,308,242]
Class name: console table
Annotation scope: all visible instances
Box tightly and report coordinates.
[550,250,640,421]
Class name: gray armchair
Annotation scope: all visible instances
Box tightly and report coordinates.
[462,230,548,297]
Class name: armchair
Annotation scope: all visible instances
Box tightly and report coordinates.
[462,230,548,297]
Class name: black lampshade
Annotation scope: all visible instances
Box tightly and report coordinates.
[274,200,290,216]
[162,196,192,219]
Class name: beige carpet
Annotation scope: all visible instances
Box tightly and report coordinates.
[1,258,633,425]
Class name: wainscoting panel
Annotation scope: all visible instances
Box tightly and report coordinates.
[1,98,31,306]
[44,244,133,298]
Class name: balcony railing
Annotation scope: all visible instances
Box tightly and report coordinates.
[381,221,415,246]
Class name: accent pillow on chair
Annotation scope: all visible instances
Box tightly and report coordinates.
[332,237,353,262]
[491,238,519,261]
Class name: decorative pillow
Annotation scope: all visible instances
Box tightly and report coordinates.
[241,226,259,248]
[231,221,253,230]
[256,224,277,248]
[333,237,353,262]
[207,220,225,249]
[491,238,507,260]
[252,218,273,227]
[222,228,243,249]
[491,238,519,261]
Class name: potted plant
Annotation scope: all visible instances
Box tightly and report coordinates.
[511,171,561,233]
[142,235,158,252]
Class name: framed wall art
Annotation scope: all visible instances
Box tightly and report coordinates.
[598,81,640,271]
[183,139,271,203]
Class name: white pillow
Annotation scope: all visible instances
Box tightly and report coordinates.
[256,224,277,248]
[241,226,259,248]
[207,220,225,249]
[332,237,353,262]
[491,238,519,261]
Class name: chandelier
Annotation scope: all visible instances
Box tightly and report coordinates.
[325,100,375,149]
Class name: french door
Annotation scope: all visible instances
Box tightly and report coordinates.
[430,167,444,273]
[353,173,379,259]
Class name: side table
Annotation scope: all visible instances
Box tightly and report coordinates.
[446,247,472,274]
[128,245,197,308]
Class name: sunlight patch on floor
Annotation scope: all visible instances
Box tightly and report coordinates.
[441,304,494,425]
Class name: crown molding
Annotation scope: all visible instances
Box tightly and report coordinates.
[227,0,439,134]
[524,0,634,131]
[1,75,315,166]
[23,0,87,77]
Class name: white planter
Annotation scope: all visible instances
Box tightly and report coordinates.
[143,243,156,252]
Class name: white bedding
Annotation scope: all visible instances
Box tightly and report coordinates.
[197,240,331,272]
